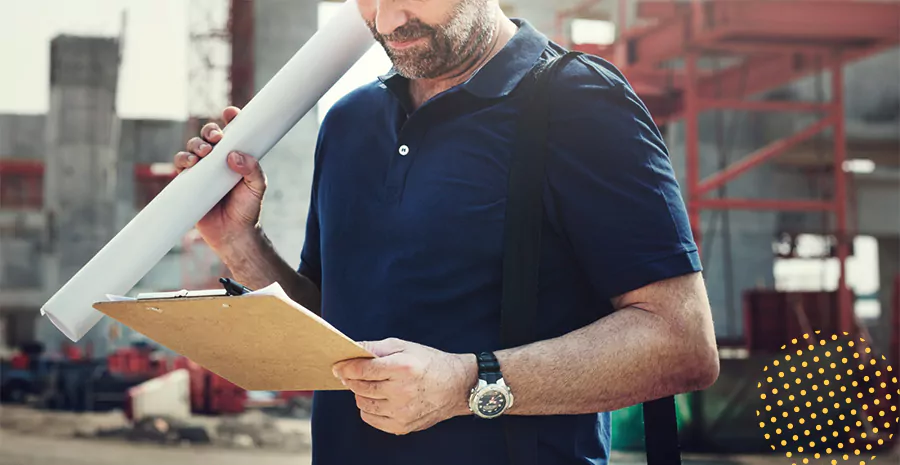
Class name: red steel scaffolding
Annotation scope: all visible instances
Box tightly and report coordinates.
[560,0,900,334]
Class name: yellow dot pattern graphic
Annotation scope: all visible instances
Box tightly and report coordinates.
[758,332,900,465]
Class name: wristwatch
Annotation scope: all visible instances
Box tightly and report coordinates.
[468,352,514,419]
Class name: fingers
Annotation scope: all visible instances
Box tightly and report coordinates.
[226,152,266,195]
[360,338,408,357]
[360,410,400,434]
[355,394,390,416]
[334,355,404,382]
[344,379,389,400]
[173,107,241,174]
[186,137,213,157]
[201,122,224,144]
[174,151,199,173]
[223,106,240,124]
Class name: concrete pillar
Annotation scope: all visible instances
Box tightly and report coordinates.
[37,36,121,355]
[253,0,320,268]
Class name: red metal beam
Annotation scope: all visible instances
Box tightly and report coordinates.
[831,56,853,334]
[710,0,900,44]
[229,0,255,109]
[695,115,835,197]
[694,199,834,212]
[636,0,685,21]
[697,98,830,113]
[625,13,690,68]
[0,159,43,176]
[639,39,897,120]
[697,42,838,57]
[0,161,174,180]
[609,1,900,121]
[685,52,702,247]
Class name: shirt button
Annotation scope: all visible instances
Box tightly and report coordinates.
[398,145,410,156]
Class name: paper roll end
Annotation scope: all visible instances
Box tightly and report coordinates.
[41,302,104,343]
[44,312,84,342]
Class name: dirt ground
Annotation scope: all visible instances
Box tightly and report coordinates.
[1,405,898,465]
[0,432,311,465]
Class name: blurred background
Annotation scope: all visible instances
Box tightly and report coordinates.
[0,0,897,464]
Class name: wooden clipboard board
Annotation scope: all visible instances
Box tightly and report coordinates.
[93,291,374,391]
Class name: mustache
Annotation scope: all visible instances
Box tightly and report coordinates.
[367,18,436,44]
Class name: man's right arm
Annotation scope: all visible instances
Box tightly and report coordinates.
[219,227,322,315]
[173,106,322,315]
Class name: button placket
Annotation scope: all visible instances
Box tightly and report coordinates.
[384,97,442,204]
[385,127,426,204]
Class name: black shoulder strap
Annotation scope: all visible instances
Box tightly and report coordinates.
[501,50,682,465]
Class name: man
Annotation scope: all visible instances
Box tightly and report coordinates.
[174,0,719,463]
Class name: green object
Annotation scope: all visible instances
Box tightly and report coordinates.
[611,394,692,451]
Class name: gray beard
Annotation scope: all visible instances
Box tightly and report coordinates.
[373,1,495,80]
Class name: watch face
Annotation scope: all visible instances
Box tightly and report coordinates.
[476,388,508,417]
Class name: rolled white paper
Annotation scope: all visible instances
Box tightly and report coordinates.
[42,0,375,342]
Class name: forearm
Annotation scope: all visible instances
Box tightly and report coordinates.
[492,307,717,416]
[218,227,322,315]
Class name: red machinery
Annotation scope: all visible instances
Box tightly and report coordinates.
[104,347,247,418]
[171,356,246,416]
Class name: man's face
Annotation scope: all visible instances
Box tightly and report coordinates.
[358,0,494,79]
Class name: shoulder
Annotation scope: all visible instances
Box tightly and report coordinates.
[552,50,631,93]
[542,49,663,145]
[319,80,389,132]
[546,50,653,125]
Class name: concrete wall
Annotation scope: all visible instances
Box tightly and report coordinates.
[36,36,123,354]
[0,114,46,159]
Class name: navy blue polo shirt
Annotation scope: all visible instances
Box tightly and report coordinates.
[298,19,701,465]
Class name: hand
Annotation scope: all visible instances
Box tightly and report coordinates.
[173,106,266,252]
[332,338,477,436]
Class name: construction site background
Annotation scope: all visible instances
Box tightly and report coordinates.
[1,1,898,464]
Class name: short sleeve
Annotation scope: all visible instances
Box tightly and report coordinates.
[297,121,329,290]
[545,57,702,300]
[298,197,322,289]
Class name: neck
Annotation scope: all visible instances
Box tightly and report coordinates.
[408,11,517,109]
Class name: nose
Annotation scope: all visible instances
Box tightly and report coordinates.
[374,0,410,35]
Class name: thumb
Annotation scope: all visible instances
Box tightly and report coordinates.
[227,151,266,195]
[360,338,407,358]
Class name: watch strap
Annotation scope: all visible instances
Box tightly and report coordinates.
[476,352,502,384]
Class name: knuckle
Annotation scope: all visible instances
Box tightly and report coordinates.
[202,122,220,138]
[398,361,417,377]
[400,383,416,397]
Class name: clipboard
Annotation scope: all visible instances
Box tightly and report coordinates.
[93,282,374,391]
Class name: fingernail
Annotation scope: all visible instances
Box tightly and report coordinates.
[200,143,210,153]
[188,155,198,164]
[231,152,244,167]
[210,130,222,139]
[340,378,346,386]
[332,368,339,378]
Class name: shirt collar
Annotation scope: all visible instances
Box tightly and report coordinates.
[378,18,549,100]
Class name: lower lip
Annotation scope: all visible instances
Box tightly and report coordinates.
[387,37,425,50]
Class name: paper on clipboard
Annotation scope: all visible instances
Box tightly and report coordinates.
[94,282,374,391]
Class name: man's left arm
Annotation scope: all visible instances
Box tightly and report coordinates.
[491,270,718,416]
[333,271,717,434]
